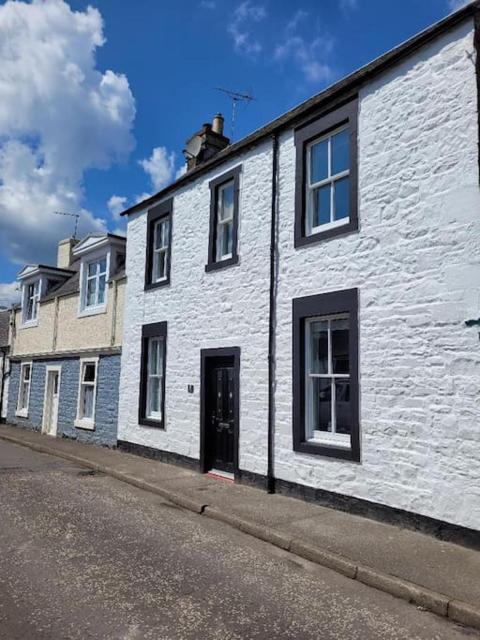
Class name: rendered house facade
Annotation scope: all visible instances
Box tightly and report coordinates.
[118,5,480,535]
[7,234,126,446]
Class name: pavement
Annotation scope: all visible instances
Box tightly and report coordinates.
[0,423,479,635]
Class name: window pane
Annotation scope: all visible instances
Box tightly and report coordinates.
[86,278,96,306]
[334,177,349,221]
[216,221,233,260]
[219,182,234,221]
[332,318,349,374]
[148,377,161,415]
[310,139,328,183]
[24,365,31,382]
[153,251,166,281]
[99,258,107,274]
[82,385,94,419]
[310,321,328,374]
[312,378,332,432]
[331,128,349,175]
[83,363,96,383]
[312,184,331,228]
[162,219,170,247]
[335,380,351,435]
[149,339,159,375]
[88,262,97,277]
[98,275,106,304]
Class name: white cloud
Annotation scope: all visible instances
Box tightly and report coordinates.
[228,1,266,55]
[340,0,358,12]
[0,0,135,266]
[107,195,128,217]
[274,34,334,84]
[447,0,470,9]
[200,0,216,8]
[0,281,20,308]
[139,146,176,191]
[175,164,187,179]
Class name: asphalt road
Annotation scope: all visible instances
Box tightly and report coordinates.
[0,440,478,640]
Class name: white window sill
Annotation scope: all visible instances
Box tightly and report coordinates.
[308,431,351,449]
[78,305,107,319]
[21,320,38,329]
[307,217,350,237]
[74,418,95,431]
[15,409,28,418]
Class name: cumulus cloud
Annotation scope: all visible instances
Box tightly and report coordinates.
[199,0,216,8]
[139,146,176,191]
[0,281,20,308]
[107,195,128,217]
[228,1,267,55]
[0,0,135,266]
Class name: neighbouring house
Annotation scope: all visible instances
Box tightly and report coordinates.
[7,234,126,446]
[0,309,11,422]
[118,4,480,537]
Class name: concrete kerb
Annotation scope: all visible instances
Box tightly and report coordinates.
[0,429,478,632]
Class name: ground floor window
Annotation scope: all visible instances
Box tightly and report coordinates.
[16,361,32,417]
[293,288,359,461]
[75,358,98,429]
[139,322,167,428]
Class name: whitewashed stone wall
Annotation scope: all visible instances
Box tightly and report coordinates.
[119,141,273,470]
[119,19,480,530]
[274,20,480,530]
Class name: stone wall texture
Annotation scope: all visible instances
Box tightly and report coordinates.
[7,355,120,446]
[119,20,480,530]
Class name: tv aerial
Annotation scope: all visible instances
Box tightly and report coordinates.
[53,210,80,239]
[215,88,254,141]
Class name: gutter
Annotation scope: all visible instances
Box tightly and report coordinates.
[267,133,279,494]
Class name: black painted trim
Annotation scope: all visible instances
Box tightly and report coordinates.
[292,288,360,461]
[475,12,480,185]
[236,468,480,550]
[138,321,167,429]
[294,98,358,248]
[117,440,200,471]
[200,347,241,476]
[144,198,173,291]
[205,166,241,272]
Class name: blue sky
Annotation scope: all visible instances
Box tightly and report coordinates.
[0,0,468,304]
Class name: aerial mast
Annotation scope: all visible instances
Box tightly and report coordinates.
[215,88,254,141]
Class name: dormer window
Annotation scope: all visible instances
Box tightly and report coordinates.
[85,258,107,308]
[23,280,40,325]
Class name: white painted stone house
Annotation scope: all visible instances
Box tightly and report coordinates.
[118,4,480,539]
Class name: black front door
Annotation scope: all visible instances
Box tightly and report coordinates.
[206,365,235,473]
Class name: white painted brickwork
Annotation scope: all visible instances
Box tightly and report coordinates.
[119,20,480,530]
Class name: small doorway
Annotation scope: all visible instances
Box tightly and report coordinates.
[42,366,61,437]
[200,348,240,476]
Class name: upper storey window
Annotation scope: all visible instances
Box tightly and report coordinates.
[295,99,358,247]
[23,280,40,325]
[85,258,107,308]
[206,166,241,272]
[145,199,173,290]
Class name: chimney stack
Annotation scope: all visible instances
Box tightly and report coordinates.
[183,113,230,172]
[57,237,78,269]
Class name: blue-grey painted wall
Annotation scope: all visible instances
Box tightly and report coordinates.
[7,354,120,446]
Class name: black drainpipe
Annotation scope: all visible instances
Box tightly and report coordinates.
[0,346,9,423]
[267,132,279,494]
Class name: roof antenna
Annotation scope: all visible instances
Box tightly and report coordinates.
[53,211,80,239]
[215,88,254,141]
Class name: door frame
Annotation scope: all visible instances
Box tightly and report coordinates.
[200,347,240,476]
[42,365,62,436]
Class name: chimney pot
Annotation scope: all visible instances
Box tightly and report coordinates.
[212,113,224,136]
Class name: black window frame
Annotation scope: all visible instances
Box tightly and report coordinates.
[145,198,173,290]
[294,98,358,248]
[138,321,167,429]
[292,288,360,461]
[205,165,241,272]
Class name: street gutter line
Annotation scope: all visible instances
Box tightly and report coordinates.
[0,430,478,633]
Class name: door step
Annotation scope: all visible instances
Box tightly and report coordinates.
[207,469,234,483]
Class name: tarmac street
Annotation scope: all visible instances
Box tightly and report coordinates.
[0,439,478,640]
